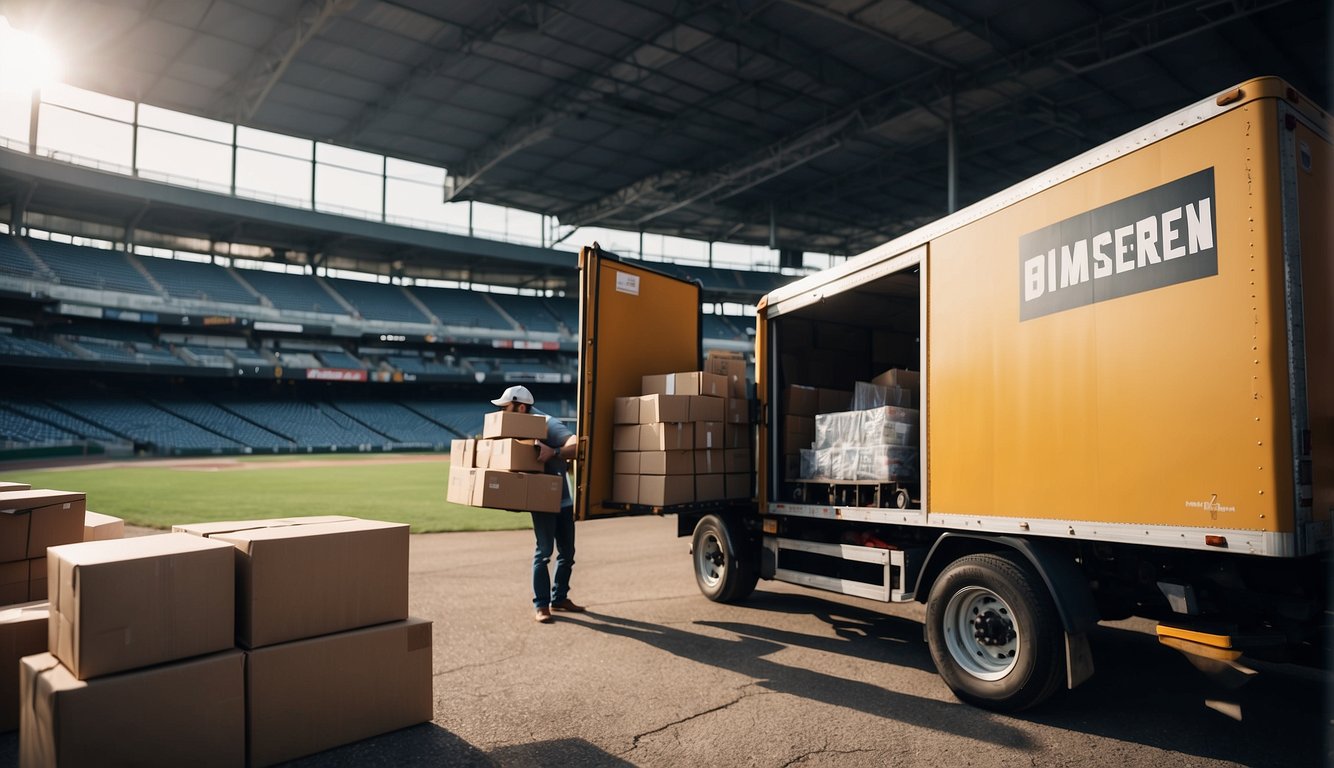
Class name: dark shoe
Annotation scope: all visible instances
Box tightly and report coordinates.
[551,599,586,613]
[534,607,553,623]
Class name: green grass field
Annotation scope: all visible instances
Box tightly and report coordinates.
[0,454,535,533]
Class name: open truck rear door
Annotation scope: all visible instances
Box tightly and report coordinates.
[575,244,701,520]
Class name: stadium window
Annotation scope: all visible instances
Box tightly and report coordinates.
[314,142,383,220]
[37,84,133,170]
[0,90,29,150]
[136,105,232,193]
[236,127,313,209]
[384,158,470,234]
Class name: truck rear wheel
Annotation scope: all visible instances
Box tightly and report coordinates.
[692,515,757,603]
[925,553,1064,712]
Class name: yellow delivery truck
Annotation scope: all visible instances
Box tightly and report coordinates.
[575,76,1330,711]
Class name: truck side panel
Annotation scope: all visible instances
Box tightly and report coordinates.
[928,101,1292,534]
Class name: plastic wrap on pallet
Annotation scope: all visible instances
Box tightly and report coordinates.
[814,410,860,450]
[863,405,919,428]
[865,416,917,447]
[856,446,918,481]
[853,381,913,410]
[800,448,818,479]
[829,446,859,480]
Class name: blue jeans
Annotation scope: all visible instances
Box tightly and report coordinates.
[531,504,575,608]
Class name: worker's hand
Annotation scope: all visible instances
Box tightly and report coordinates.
[536,442,556,464]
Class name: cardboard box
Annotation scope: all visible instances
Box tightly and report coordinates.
[638,394,690,423]
[705,350,749,398]
[642,371,728,397]
[695,449,723,475]
[450,438,478,468]
[612,474,639,504]
[48,533,235,679]
[0,561,25,605]
[640,450,694,475]
[818,388,853,413]
[724,448,752,474]
[1,600,48,732]
[726,398,750,424]
[446,466,476,505]
[725,473,751,499]
[689,395,724,423]
[0,482,30,492]
[783,385,819,416]
[872,368,920,391]
[725,424,750,449]
[471,469,528,511]
[0,490,86,563]
[482,411,547,439]
[613,396,640,424]
[526,473,563,514]
[28,557,46,601]
[640,422,693,451]
[19,650,245,768]
[784,415,815,451]
[613,425,640,451]
[210,520,408,649]
[82,511,124,542]
[245,619,432,768]
[172,516,358,537]
[476,438,494,468]
[695,474,725,502]
[487,438,544,472]
[639,475,693,507]
[695,421,724,450]
[613,451,641,475]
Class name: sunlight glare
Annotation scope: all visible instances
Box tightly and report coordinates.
[0,16,62,94]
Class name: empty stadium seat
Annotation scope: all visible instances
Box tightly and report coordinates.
[137,256,261,305]
[492,294,562,333]
[240,270,350,315]
[331,401,458,445]
[25,239,159,295]
[408,286,510,330]
[218,400,393,448]
[0,235,43,278]
[327,279,432,324]
[54,398,242,451]
[152,398,294,449]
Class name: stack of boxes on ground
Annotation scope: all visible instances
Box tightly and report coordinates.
[11,512,431,767]
[789,368,921,484]
[447,410,562,513]
[610,351,753,507]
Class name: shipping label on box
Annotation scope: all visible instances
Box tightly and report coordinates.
[638,475,693,507]
[689,395,724,423]
[695,474,725,502]
[724,448,752,474]
[20,650,245,768]
[695,450,723,475]
[212,520,408,650]
[638,394,690,423]
[613,451,641,475]
[611,474,640,504]
[48,533,236,679]
[526,473,563,514]
[482,411,547,439]
[471,469,528,511]
[487,439,544,472]
[245,619,432,768]
[694,421,723,450]
[613,425,640,451]
[725,398,750,424]
[639,422,693,451]
[446,466,476,505]
[639,450,693,475]
[1,600,48,732]
[450,438,477,468]
[82,511,124,542]
[724,473,750,499]
[783,385,819,416]
[613,396,640,424]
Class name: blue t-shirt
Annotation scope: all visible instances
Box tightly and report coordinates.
[533,407,574,508]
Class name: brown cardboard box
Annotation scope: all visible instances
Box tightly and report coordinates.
[705,350,749,398]
[245,619,432,768]
[526,473,563,513]
[450,438,478,468]
[0,482,31,492]
[48,534,235,679]
[446,466,476,505]
[487,438,544,472]
[638,394,690,423]
[695,421,724,450]
[872,368,920,391]
[1,600,47,732]
[726,398,750,424]
[640,422,693,451]
[725,473,751,499]
[612,474,640,504]
[172,516,357,537]
[613,396,640,424]
[695,449,723,475]
[28,557,46,601]
[783,385,819,416]
[613,451,641,475]
[19,650,245,768]
[725,424,750,449]
[82,511,124,542]
[0,561,25,605]
[642,371,728,397]
[471,469,528,511]
[784,415,815,450]
[210,520,408,650]
[640,450,694,475]
[482,411,547,439]
[639,475,693,507]
[0,490,86,562]
[613,425,640,451]
[818,388,853,413]
[689,395,724,423]
[695,474,725,502]
[724,448,752,474]
[475,438,494,468]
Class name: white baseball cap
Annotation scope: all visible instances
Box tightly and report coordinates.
[490,385,535,406]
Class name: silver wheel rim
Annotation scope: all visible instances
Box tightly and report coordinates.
[695,530,725,590]
[942,586,1020,680]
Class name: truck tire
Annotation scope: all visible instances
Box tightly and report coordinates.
[924,553,1064,712]
[692,514,758,603]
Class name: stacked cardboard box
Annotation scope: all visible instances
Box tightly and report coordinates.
[0,490,86,605]
[179,517,430,767]
[1,601,48,733]
[610,368,753,506]
[21,533,244,767]
[82,511,125,542]
[447,410,562,513]
[795,368,921,482]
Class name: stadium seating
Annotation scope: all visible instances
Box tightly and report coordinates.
[703,314,747,341]
[137,256,261,305]
[401,400,486,438]
[219,400,393,448]
[176,345,233,368]
[1,399,124,441]
[151,398,294,449]
[271,351,321,369]
[25,239,158,295]
[547,298,578,332]
[408,286,510,330]
[317,349,365,369]
[331,401,458,445]
[0,335,76,359]
[241,270,349,315]
[54,397,242,451]
[0,236,44,278]
[0,406,80,443]
[327,279,432,324]
[492,294,562,333]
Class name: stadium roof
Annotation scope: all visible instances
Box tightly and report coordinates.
[0,0,1329,261]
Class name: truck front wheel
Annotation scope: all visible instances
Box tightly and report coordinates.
[925,553,1064,711]
[692,515,758,603]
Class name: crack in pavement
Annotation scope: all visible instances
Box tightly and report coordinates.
[619,684,771,756]
[781,747,881,767]
[434,650,525,677]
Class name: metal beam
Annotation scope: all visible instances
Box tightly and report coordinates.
[773,0,956,69]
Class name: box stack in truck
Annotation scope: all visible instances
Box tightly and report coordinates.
[609,367,752,507]
[447,410,562,513]
[795,368,920,484]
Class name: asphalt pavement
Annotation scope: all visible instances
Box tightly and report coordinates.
[2,514,1329,767]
